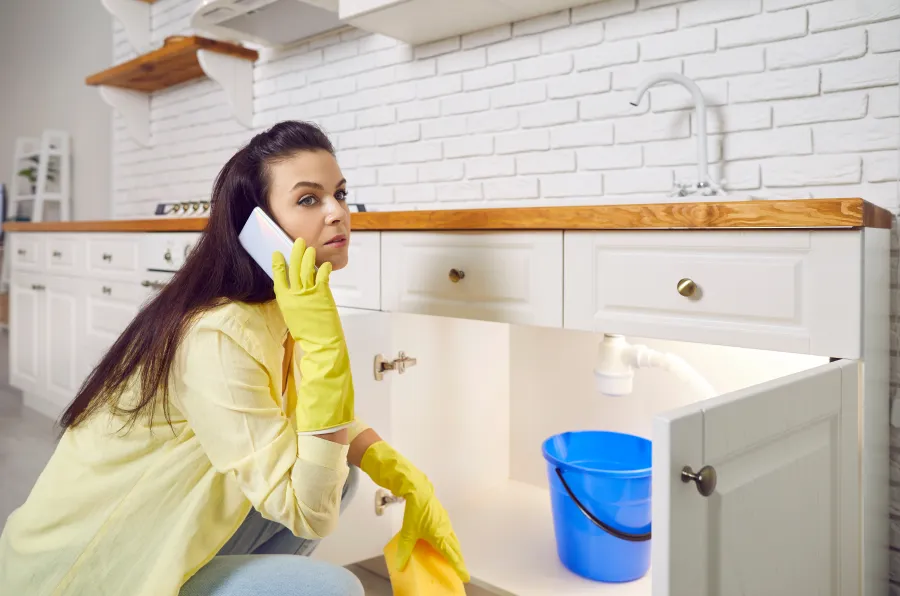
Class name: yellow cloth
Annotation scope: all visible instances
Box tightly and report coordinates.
[383,533,466,596]
[0,300,369,596]
[360,441,469,583]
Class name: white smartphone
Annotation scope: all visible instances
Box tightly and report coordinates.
[238,206,294,281]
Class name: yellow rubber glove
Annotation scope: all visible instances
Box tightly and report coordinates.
[272,238,354,435]
[360,440,470,583]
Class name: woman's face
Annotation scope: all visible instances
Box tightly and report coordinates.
[266,149,351,271]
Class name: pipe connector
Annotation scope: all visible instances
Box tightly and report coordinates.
[594,333,717,399]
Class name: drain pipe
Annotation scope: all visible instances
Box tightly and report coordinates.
[594,334,717,399]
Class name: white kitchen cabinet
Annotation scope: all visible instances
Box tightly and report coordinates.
[340,0,602,45]
[381,231,563,327]
[9,274,43,396]
[7,233,164,417]
[4,211,890,596]
[329,232,381,311]
[656,359,858,596]
[86,234,141,279]
[9,234,43,272]
[309,312,865,596]
[43,275,82,409]
[45,235,83,276]
[564,230,862,359]
[9,272,81,416]
[310,309,397,566]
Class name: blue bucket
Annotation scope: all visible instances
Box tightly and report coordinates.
[541,430,652,583]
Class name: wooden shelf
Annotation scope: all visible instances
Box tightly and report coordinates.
[3,199,893,233]
[85,35,258,92]
[87,35,258,144]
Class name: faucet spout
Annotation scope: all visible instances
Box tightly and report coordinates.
[630,72,715,194]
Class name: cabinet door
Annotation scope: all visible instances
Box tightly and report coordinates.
[43,276,82,410]
[654,359,858,596]
[311,309,395,566]
[9,274,43,394]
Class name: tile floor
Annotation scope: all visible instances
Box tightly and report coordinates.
[0,330,393,594]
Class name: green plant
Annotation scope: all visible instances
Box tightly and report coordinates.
[17,155,59,188]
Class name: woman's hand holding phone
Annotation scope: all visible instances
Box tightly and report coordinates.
[272,239,355,435]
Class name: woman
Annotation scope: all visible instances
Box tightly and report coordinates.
[0,121,469,595]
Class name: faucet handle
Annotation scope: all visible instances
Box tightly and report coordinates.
[670,180,693,197]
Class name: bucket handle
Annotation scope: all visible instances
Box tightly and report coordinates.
[555,468,651,543]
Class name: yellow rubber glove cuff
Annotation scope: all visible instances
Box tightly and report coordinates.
[360,441,470,583]
[273,238,354,434]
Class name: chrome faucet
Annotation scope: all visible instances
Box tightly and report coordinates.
[630,72,723,197]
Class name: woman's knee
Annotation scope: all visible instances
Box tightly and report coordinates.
[317,562,365,596]
[180,555,364,596]
[339,465,360,513]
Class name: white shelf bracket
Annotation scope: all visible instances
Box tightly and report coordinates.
[197,49,254,128]
[98,86,151,147]
[101,0,152,52]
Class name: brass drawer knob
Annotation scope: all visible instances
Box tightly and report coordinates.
[681,465,717,497]
[449,268,465,283]
[677,278,697,297]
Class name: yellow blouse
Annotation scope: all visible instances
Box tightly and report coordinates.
[0,300,368,596]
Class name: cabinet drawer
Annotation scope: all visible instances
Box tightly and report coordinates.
[87,235,140,278]
[45,236,83,275]
[331,232,380,310]
[10,234,44,271]
[84,280,146,339]
[564,231,862,358]
[381,232,563,327]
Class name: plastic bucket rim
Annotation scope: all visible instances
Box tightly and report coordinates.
[541,430,652,479]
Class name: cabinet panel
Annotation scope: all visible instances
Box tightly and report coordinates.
[330,232,380,310]
[9,274,43,394]
[44,277,81,409]
[10,234,44,272]
[381,232,563,327]
[564,230,862,358]
[87,234,140,278]
[84,280,144,340]
[654,359,857,596]
[45,235,83,275]
[311,310,394,567]
[340,0,598,45]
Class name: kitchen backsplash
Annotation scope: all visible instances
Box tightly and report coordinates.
[110,0,899,219]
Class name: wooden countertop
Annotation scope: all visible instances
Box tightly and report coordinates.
[3,198,892,233]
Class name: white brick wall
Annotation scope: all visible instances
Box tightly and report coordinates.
[111,0,898,217]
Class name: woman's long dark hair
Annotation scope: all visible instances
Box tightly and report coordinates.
[59,121,335,431]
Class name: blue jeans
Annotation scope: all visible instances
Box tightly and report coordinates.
[180,466,363,596]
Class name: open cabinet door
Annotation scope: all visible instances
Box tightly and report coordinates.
[311,309,395,567]
[653,359,859,596]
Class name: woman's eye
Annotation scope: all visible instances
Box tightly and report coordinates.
[335,189,349,202]
[298,194,318,206]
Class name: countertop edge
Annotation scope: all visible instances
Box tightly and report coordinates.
[3,198,893,233]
